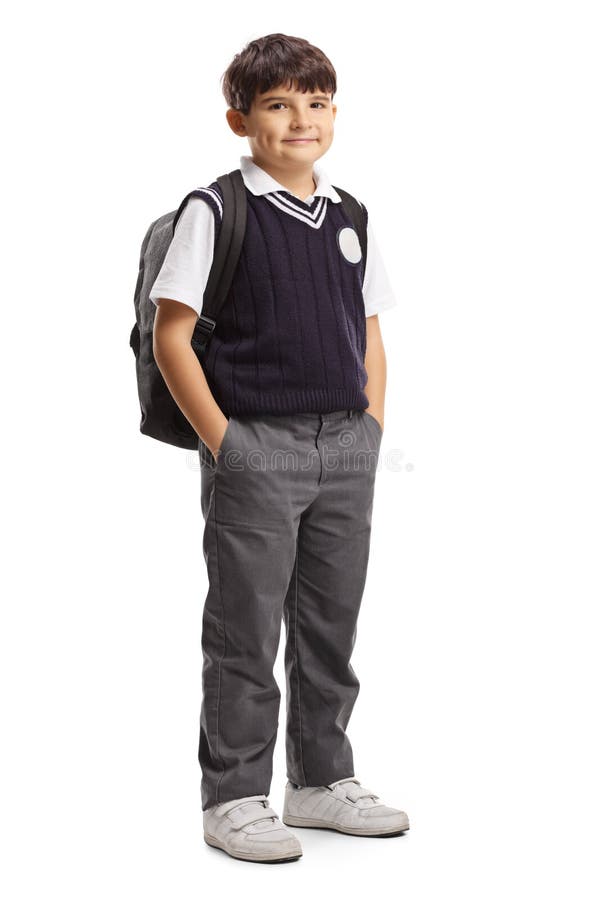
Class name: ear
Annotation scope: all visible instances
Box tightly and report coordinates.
[225,108,246,136]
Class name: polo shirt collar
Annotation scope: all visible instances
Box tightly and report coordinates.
[239,154,342,203]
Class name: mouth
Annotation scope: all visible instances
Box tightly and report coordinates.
[283,139,317,143]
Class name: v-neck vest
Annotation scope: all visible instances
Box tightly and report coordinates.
[195,181,370,417]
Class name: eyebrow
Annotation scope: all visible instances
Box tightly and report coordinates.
[260,94,331,104]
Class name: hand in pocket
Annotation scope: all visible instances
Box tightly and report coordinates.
[212,417,232,464]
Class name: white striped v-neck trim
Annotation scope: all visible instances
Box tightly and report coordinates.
[265,193,328,228]
[236,154,342,230]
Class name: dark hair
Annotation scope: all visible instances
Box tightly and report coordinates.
[221,33,337,116]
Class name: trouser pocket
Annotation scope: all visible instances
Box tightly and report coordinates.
[198,416,238,469]
[362,409,383,440]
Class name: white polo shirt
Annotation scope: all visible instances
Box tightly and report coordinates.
[150,154,398,319]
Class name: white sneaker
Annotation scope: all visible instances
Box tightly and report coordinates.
[282,777,410,837]
[203,794,303,863]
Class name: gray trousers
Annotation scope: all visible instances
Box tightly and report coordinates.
[197,408,383,811]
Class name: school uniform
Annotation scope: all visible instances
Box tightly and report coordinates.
[150,154,397,811]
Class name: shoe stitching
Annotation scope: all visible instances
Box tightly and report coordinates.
[309,790,333,818]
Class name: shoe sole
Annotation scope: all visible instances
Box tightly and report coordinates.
[204,831,302,863]
[282,814,410,837]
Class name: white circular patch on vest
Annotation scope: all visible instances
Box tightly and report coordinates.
[337,226,362,264]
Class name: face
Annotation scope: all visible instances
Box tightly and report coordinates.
[226,82,337,168]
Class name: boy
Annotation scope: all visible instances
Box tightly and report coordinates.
[149,33,409,863]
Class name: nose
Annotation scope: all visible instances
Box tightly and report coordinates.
[290,113,312,130]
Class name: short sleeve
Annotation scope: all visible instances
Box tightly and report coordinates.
[362,217,398,318]
[148,196,216,318]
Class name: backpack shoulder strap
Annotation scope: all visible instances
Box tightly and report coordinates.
[186,169,247,352]
[332,186,368,279]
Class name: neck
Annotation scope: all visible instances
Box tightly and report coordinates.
[251,156,317,202]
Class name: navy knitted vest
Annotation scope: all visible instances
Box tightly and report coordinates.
[196,181,370,417]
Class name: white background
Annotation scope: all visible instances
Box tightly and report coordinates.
[2,1,599,896]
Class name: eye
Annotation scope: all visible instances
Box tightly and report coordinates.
[267,102,327,110]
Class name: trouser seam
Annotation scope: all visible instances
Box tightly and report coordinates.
[213,478,227,804]
[293,534,307,785]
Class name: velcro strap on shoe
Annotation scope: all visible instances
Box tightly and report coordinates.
[329,777,380,803]
[346,783,380,802]
[227,804,277,830]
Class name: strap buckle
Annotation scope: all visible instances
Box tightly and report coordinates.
[192,314,216,353]
[196,314,216,340]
